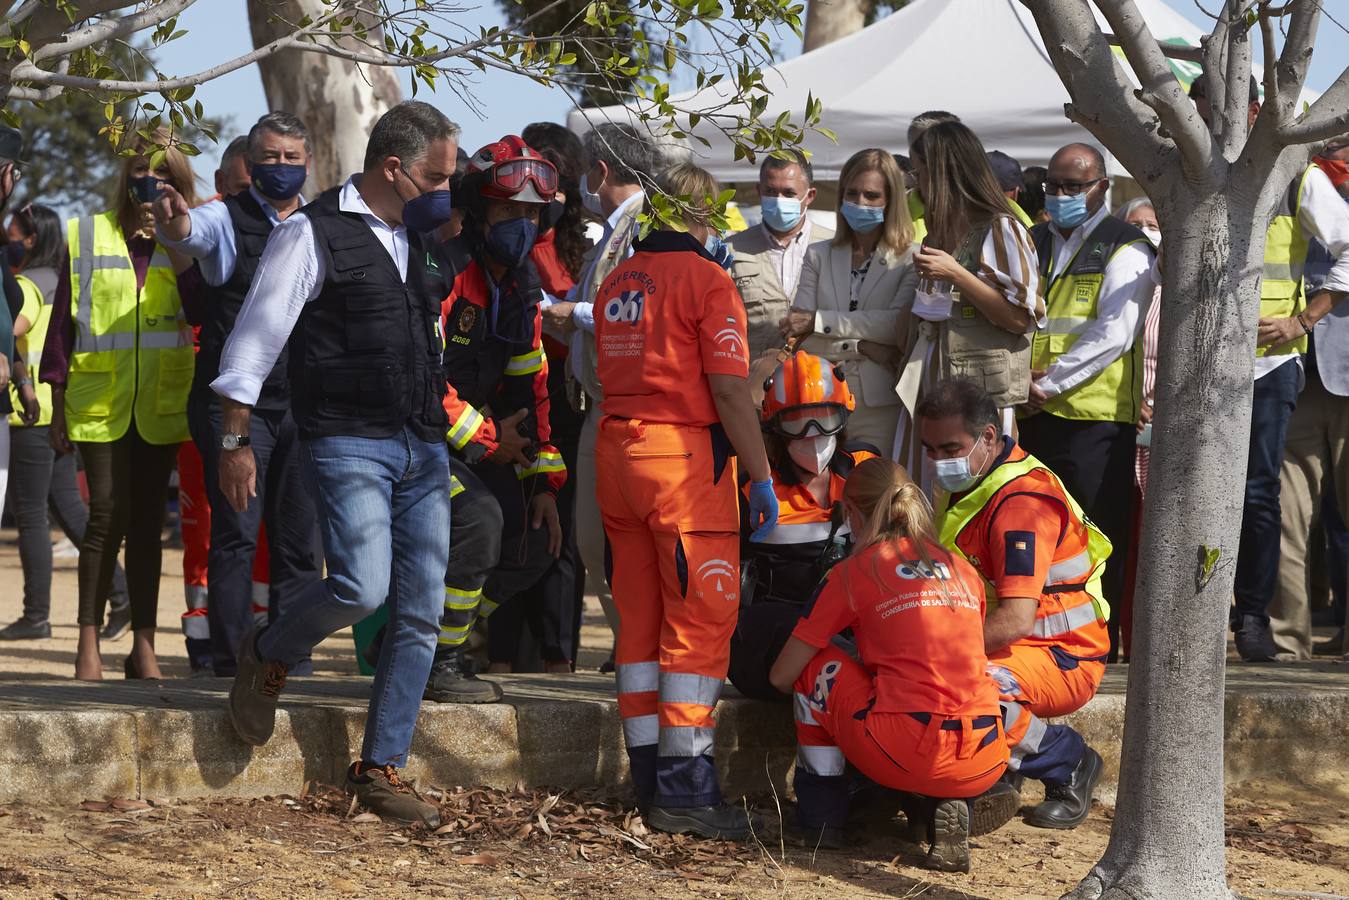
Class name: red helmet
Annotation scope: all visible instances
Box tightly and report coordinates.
[467,135,558,204]
[761,351,855,438]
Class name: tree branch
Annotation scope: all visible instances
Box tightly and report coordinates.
[1279,64,1349,145]
[32,0,198,63]
[1258,3,1278,113]
[1221,0,1254,158]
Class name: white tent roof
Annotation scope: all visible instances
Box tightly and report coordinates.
[566,0,1213,180]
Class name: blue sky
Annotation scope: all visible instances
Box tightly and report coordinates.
[154,1,1349,178]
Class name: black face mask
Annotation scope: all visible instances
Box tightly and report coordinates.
[129,175,168,204]
[4,241,25,270]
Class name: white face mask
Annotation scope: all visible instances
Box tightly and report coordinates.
[1141,226,1161,248]
[788,434,837,475]
[933,436,988,493]
[581,167,604,217]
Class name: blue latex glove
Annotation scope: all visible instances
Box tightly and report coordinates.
[747,479,779,542]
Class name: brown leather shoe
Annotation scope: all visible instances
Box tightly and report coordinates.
[228,626,288,746]
[346,762,441,828]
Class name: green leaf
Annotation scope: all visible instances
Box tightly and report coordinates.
[1197,545,1221,589]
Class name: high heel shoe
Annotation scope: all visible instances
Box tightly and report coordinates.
[124,656,142,679]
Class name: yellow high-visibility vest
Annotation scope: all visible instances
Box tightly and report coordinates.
[9,274,53,427]
[64,211,193,444]
[1258,165,1317,357]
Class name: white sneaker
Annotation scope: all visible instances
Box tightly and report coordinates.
[52,537,79,559]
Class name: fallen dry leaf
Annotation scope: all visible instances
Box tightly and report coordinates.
[350,812,381,824]
[78,802,110,813]
[453,853,499,866]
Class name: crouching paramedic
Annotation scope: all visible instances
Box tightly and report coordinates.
[728,351,877,700]
[595,162,778,840]
[769,458,1010,874]
[918,378,1106,829]
[428,135,567,702]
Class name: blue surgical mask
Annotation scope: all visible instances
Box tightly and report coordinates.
[704,232,732,271]
[486,216,539,268]
[760,196,802,233]
[251,163,307,201]
[402,189,454,233]
[1045,192,1090,230]
[840,201,885,233]
[933,439,987,494]
[128,175,167,204]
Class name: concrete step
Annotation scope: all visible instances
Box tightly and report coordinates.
[2,663,1347,804]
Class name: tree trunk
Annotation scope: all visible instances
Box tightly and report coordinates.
[1063,186,1270,900]
[246,0,403,193]
[802,0,872,53]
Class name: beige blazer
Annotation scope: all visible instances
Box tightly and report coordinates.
[729,221,835,360]
[794,239,917,409]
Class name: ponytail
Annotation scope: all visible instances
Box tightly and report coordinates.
[844,458,954,601]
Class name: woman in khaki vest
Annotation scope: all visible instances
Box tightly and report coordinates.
[893,122,1044,494]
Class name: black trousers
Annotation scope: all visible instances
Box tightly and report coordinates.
[1018,411,1135,660]
[188,396,322,676]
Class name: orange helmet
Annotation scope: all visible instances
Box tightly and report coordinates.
[761,351,854,437]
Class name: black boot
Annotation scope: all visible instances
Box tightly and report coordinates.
[1233,615,1278,662]
[647,804,763,841]
[922,799,970,873]
[100,598,131,641]
[969,778,1022,836]
[1025,747,1103,829]
[423,651,502,703]
[0,618,51,640]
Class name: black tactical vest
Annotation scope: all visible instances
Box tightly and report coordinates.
[288,187,448,442]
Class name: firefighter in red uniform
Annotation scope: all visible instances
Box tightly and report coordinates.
[423,136,567,701]
[770,457,1012,873]
[728,351,877,699]
[918,378,1106,829]
[595,162,778,840]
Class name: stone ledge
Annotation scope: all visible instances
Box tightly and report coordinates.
[0,663,1345,803]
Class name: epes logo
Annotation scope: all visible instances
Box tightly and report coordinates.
[894,559,953,581]
[603,290,645,325]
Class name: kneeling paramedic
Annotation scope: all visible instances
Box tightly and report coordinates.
[428,136,568,701]
[919,378,1106,829]
[729,351,877,700]
[769,458,1011,874]
[594,162,777,840]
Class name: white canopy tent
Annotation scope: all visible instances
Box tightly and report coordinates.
[566,0,1217,180]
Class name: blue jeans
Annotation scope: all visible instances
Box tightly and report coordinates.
[1234,360,1301,629]
[258,427,451,767]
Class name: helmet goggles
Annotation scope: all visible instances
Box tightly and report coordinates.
[768,403,850,438]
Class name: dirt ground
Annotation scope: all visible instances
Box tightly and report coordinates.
[1,784,1347,900]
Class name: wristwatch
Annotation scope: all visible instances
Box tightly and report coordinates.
[220,432,251,451]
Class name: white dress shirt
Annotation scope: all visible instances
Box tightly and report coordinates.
[211,176,408,406]
[156,185,300,286]
[566,190,645,380]
[762,216,814,297]
[1037,204,1155,398]
[1254,165,1349,382]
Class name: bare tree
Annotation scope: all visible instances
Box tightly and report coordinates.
[0,0,829,177]
[248,0,403,191]
[1019,1,1348,897]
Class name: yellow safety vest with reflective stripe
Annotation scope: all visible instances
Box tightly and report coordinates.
[935,449,1111,648]
[1029,216,1148,423]
[1258,165,1316,357]
[65,211,193,444]
[10,274,54,427]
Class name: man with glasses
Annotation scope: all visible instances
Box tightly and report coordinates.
[1019,142,1155,661]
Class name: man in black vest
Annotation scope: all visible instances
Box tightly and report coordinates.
[207,101,459,827]
[155,112,323,678]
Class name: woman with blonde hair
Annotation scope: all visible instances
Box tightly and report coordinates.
[783,149,917,458]
[892,121,1043,494]
[42,134,201,679]
[770,457,1012,873]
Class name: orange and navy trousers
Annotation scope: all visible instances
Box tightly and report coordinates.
[988,641,1104,785]
[793,645,1008,828]
[596,417,740,810]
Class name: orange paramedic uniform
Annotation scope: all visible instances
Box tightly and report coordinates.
[594,230,748,810]
[790,538,1007,826]
[936,438,1110,780]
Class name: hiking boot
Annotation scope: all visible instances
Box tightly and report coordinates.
[647,804,763,841]
[1026,747,1103,830]
[923,799,970,873]
[227,626,288,746]
[969,778,1022,836]
[100,599,131,641]
[424,653,502,704]
[1234,615,1278,662]
[0,618,50,641]
[346,762,440,828]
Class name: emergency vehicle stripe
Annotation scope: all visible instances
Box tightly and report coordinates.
[616,661,660,695]
[797,744,846,777]
[622,714,659,748]
[1032,600,1102,639]
[504,347,545,376]
[75,330,192,353]
[660,672,723,708]
[753,520,845,545]
[658,725,716,757]
[1046,551,1091,585]
[793,692,818,726]
[447,406,486,449]
[443,585,482,611]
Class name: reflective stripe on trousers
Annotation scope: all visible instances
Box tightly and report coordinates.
[1001,700,1047,772]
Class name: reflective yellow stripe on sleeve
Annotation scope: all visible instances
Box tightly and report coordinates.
[516,449,566,480]
[504,347,545,376]
[446,405,486,450]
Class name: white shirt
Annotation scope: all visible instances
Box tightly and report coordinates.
[1037,204,1155,399]
[156,185,300,286]
[567,190,645,380]
[1254,165,1349,381]
[761,216,814,297]
[211,176,409,406]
